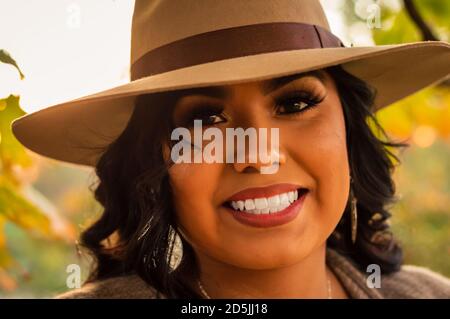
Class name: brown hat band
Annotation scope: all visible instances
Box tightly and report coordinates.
[130,22,344,81]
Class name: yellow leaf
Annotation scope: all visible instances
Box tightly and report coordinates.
[0,267,17,291]
[0,176,52,238]
[0,95,32,170]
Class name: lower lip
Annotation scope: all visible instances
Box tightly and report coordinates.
[225,191,308,228]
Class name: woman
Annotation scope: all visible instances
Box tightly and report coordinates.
[12,0,450,298]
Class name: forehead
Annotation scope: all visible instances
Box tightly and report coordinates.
[174,70,327,101]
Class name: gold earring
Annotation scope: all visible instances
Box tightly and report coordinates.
[349,178,358,244]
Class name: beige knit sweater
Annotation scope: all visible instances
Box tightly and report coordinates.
[57,249,450,299]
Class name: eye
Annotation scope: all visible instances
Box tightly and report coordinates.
[183,105,226,127]
[203,114,226,125]
[275,91,325,115]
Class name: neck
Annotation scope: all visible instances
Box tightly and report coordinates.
[197,244,330,298]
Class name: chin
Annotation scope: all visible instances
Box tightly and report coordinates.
[217,241,315,270]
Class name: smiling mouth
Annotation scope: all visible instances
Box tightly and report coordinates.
[223,188,309,215]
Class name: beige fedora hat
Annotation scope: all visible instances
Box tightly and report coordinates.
[12,0,450,167]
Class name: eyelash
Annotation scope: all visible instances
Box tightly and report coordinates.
[183,105,225,127]
[274,91,325,116]
[182,91,324,127]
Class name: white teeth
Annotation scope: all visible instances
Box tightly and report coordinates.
[244,199,255,210]
[267,195,280,207]
[280,193,289,205]
[229,189,304,214]
[269,207,279,213]
[254,198,268,209]
[288,191,295,203]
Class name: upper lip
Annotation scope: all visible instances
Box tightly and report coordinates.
[224,183,306,203]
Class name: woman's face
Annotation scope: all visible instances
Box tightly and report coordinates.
[165,70,350,270]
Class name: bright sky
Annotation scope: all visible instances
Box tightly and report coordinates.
[0,0,362,113]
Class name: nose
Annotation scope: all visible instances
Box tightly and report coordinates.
[226,84,287,174]
[233,146,287,174]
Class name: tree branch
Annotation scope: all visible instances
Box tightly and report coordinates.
[403,0,450,87]
[403,0,438,41]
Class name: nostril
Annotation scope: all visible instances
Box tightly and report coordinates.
[240,166,263,174]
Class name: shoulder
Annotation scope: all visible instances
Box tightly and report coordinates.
[56,274,164,299]
[326,248,450,299]
[380,265,450,298]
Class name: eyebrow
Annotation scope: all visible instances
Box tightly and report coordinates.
[175,70,325,100]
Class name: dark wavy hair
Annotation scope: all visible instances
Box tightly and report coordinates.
[79,65,406,298]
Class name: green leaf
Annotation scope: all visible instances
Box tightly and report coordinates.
[0,49,25,80]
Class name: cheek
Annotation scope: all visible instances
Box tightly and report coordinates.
[304,110,348,195]
[168,162,223,247]
[284,95,350,244]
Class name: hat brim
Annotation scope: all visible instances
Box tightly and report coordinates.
[12,41,450,166]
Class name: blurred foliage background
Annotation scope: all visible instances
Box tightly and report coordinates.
[0,0,449,297]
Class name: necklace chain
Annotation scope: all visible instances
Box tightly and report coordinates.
[198,272,333,299]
